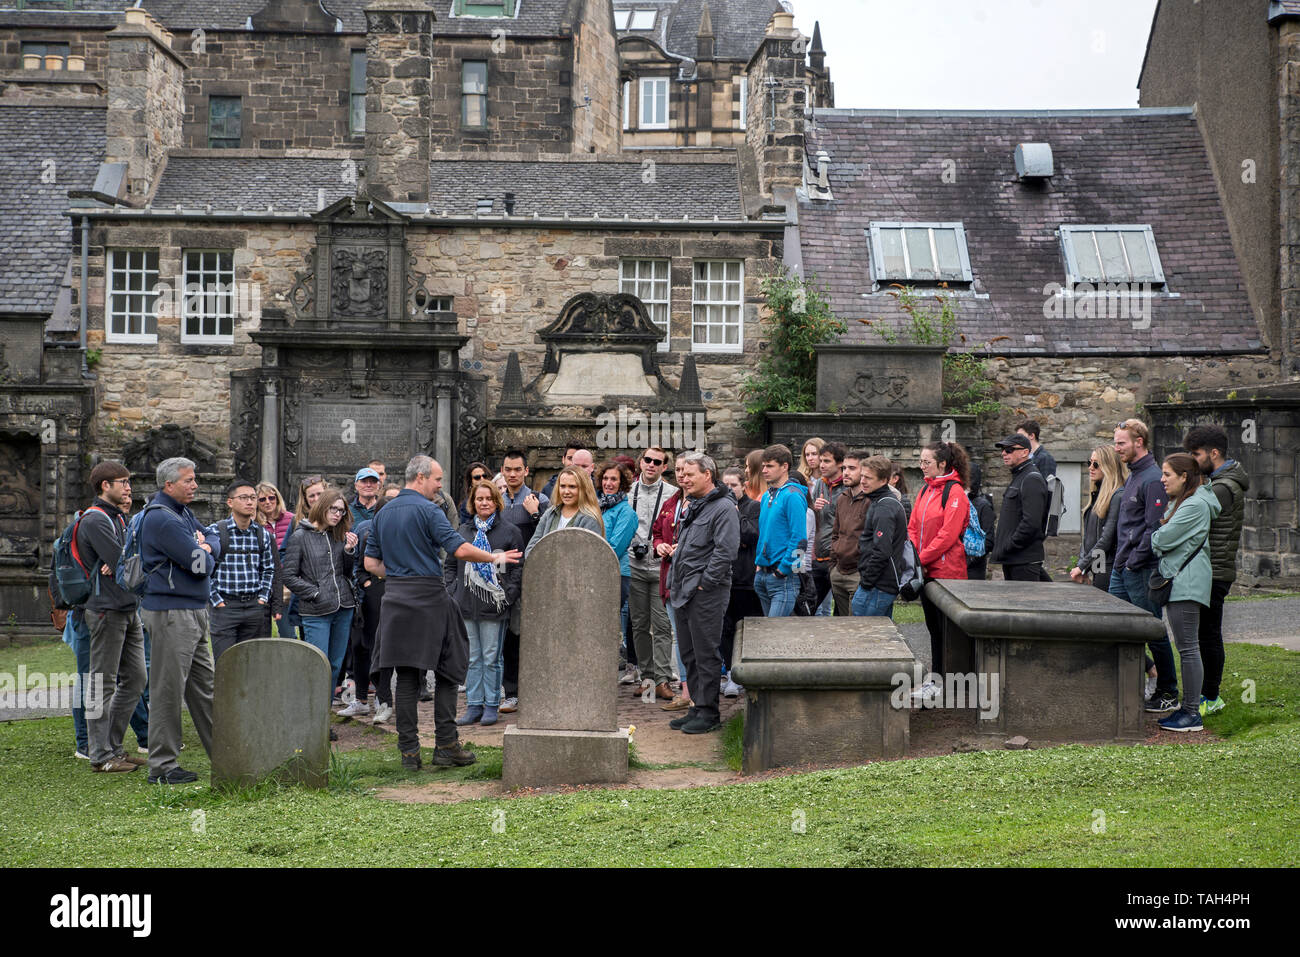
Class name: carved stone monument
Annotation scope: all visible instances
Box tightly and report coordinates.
[487,292,708,479]
[236,191,468,496]
[730,617,914,773]
[211,638,331,788]
[502,527,629,789]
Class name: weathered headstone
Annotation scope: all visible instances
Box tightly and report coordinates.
[730,617,914,773]
[503,527,628,788]
[211,638,331,789]
[925,580,1167,743]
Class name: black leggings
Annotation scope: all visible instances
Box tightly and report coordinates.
[920,580,946,676]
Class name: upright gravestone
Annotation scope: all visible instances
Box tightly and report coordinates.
[502,527,629,788]
[211,638,331,789]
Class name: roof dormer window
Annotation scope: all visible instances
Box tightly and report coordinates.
[453,0,517,18]
[1059,225,1165,286]
[867,222,973,283]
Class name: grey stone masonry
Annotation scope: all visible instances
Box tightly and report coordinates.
[104,10,184,201]
[364,0,432,204]
[744,9,805,197]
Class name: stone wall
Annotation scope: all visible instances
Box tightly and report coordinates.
[105,17,184,200]
[1,27,110,75]
[178,31,364,151]
[429,35,575,154]
[572,0,621,154]
[365,4,432,203]
[745,25,805,196]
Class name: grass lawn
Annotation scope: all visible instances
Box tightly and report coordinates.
[1,637,1297,867]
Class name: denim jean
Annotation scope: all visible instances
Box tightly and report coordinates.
[851,586,896,618]
[1110,566,1177,697]
[66,612,90,754]
[464,618,506,707]
[302,607,354,704]
[129,627,150,748]
[754,570,799,618]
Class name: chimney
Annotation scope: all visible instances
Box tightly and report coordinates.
[816,150,830,187]
[364,0,434,204]
[696,1,715,60]
[745,10,806,199]
[104,10,184,200]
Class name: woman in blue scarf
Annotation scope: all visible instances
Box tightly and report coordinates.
[445,479,524,726]
[598,461,639,636]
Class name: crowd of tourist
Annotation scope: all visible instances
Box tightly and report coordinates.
[54,414,1249,780]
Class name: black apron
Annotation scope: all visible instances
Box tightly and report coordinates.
[374,575,469,679]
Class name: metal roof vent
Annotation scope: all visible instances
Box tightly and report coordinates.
[1015,143,1054,179]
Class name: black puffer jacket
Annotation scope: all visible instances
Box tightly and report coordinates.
[444,517,525,621]
[731,494,760,589]
[991,461,1048,565]
[282,520,357,616]
[1207,460,1249,583]
[857,485,908,594]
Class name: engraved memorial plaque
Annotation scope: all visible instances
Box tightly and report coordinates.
[302,400,418,470]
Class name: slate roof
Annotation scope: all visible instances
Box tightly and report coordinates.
[427,157,745,218]
[615,0,780,62]
[434,0,573,38]
[799,109,1262,355]
[152,155,356,208]
[0,103,104,315]
[1270,0,1300,21]
[149,154,747,219]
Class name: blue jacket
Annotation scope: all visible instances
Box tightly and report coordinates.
[601,498,638,577]
[1114,451,1167,572]
[755,481,809,576]
[138,490,221,611]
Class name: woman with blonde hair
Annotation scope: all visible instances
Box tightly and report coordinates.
[798,438,825,482]
[524,466,605,557]
[1071,446,1127,592]
[743,449,764,500]
[256,482,294,551]
[295,474,327,523]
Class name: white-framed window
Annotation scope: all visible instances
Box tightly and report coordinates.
[462,60,488,129]
[630,9,656,29]
[738,76,747,130]
[181,250,235,343]
[427,296,454,312]
[1060,225,1166,286]
[349,50,366,136]
[614,9,631,29]
[106,249,159,343]
[622,80,630,130]
[639,77,668,129]
[867,222,973,283]
[691,260,743,352]
[620,258,671,352]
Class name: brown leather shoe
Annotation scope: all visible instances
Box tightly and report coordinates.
[655,682,675,701]
[660,694,692,711]
[119,753,147,766]
[92,757,138,773]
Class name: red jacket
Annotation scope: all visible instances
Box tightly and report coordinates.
[651,491,683,603]
[908,473,970,580]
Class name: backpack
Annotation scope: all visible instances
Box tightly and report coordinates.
[51,507,108,608]
[895,538,925,601]
[1044,474,1065,537]
[115,503,166,597]
[939,482,984,558]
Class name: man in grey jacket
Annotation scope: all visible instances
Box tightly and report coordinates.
[667,452,739,735]
[76,460,147,774]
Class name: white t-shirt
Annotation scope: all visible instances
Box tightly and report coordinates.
[558,513,573,530]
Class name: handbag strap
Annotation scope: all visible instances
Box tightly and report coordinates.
[1169,538,1206,579]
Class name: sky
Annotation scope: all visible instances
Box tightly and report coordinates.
[790,0,1162,111]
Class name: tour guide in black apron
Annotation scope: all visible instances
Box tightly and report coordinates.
[364,455,521,770]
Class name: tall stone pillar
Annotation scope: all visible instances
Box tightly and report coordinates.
[104,9,185,201]
[1279,21,1300,374]
[364,0,433,204]
[745,10,807,199]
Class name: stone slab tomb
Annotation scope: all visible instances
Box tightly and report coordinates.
[730,617,914,773]
[211,638,331,789]
[502,527,629,788]
[926,580,1167,743]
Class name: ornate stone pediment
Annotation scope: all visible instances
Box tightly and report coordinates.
[122,424,219,474]
[285,191,414,323]
[538,293,664,345]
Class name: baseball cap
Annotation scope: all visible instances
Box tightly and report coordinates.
[354,467,381,482]
[994,434,1031,451]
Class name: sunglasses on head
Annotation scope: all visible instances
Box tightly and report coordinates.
[302,475,324,487]
[643,455,664,466]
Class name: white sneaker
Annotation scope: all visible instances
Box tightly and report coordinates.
[722,678,743,698]
[74,750,89,760]
[911,679,942,706]
[337,700,370,717]
[371,703,393,724]
[619,667,640,685]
